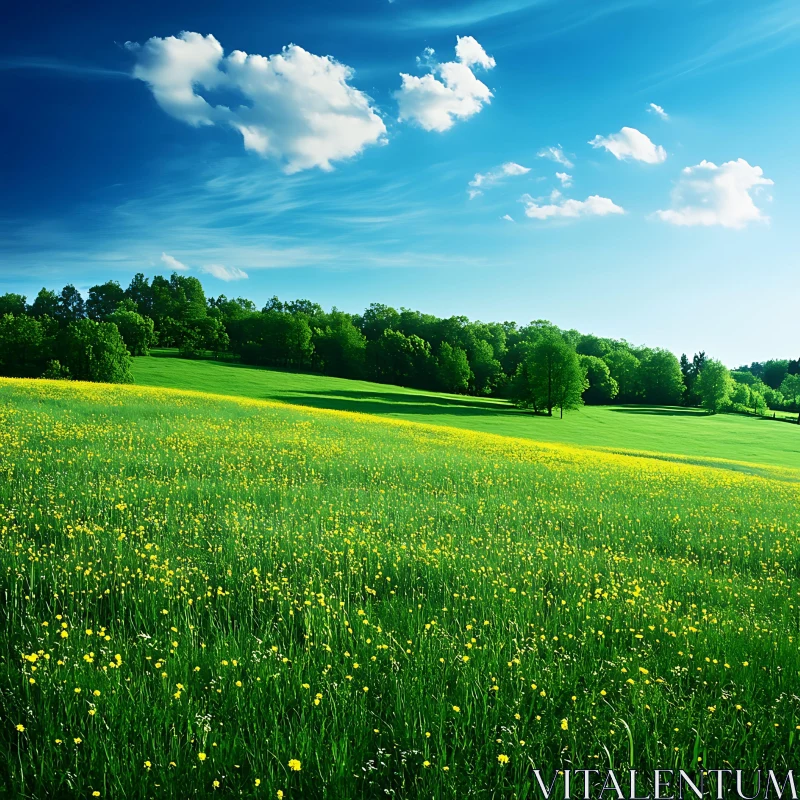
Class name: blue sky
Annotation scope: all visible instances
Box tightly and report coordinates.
[1,0,799,366]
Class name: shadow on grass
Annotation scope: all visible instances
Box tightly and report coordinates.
[609,407,708,417]
[271,390,525,418]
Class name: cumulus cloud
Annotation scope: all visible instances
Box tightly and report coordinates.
[468,161,529,198]
[648,102,669,120]
[654,158,773,229]
[522,194,624,220]
[555,172,572,187]
[161,252,189,271]
[395,36,495,132]
[127,32,386,173]
[537,146,573,168]
[501,214,515,222]
[589,127,666,164]
[199,264,249,281]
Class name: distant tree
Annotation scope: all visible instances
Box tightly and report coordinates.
[580,355,619,404]
[312,312,367,378]
[779,374,800,423]
[469,339,503,395]
[695,359,733,413]
[124,273,151,314]
[62,319,133,384]
[576,334,611,359]
[368,329,434,388]
[56,284,86,325]
[787,358,799,376]
[603,348,642,403]
[357,303,401,341]
[107,308,157,356]
[0,293,27,317]
[762,359,789,390]
[436,342,471,393]
[731,370,756,386]
[639,349,684,405]
[0,314,49,377]
[517,333,587,417]
[30,288,59,319]
[86,281,125,320]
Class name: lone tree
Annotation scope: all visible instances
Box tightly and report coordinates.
[695,358,733,413]
[515,333,587,417]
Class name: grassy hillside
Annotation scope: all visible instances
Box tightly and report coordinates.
[2,378,799,798]
[132,355,800,470]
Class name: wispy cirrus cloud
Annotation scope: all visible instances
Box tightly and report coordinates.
[537,145,573,168]
[0,56,129,79]
[160,253,189,271]
[199,264,248,281]
[468,161,529,198]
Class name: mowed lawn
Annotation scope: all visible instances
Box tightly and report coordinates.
[133,355,800,471]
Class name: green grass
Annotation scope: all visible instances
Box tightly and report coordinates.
[132,355,800,470]
[1,378,800,798]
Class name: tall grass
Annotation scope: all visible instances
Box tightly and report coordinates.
[1,378,799,798]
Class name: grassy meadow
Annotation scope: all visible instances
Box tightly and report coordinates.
[2,377,800,798]
[132,355,800,471]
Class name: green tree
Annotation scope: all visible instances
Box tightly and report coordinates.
[517,333,587,417]
[469,339,503,395]
[312,312,367,378]
[368,329,434,389]
[0,314,50,377]
[762,359,789,390]
[57,284,86,325]
[436,342,471,393]
[579,355,619,404]
[639,348,684,405]
[779,374,800,423]
[603,348,642,402]
[107,308,157,356]
[63,319,133,384]
[0,293,27,317]
[695,359,733,413]
[87,281,125,320]
[30,288,59,319]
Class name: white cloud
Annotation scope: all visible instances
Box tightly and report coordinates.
[199,264,249,281]
[537,145,573,168]
[523,194,625,220]
[127,32,386,173]
[589,127,666,164]
[654,158,773,229]
[160,252,189,271]
[501,214,515,222]
[468,161,529,198]
[555,171,572,187]
[396,36,495,132]
[648,102,669,120]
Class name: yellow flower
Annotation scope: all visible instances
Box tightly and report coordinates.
[277,791,284,800]
[288,758,302,772]
[254,778,261,787]
[198,752,207,761]
[423,760,431,768]
[93,793,100,797]
[560,719,569,731]
[15,724,25,732]
[144,761,152,770]
[498,754,509,764]
[452,705,460,713]
[213,780,220,788]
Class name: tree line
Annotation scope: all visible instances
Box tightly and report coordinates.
[0,273,798,421]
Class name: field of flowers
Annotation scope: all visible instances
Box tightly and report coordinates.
[1,378,799,799]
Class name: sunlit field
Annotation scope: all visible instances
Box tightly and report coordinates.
[2,378,800,798]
